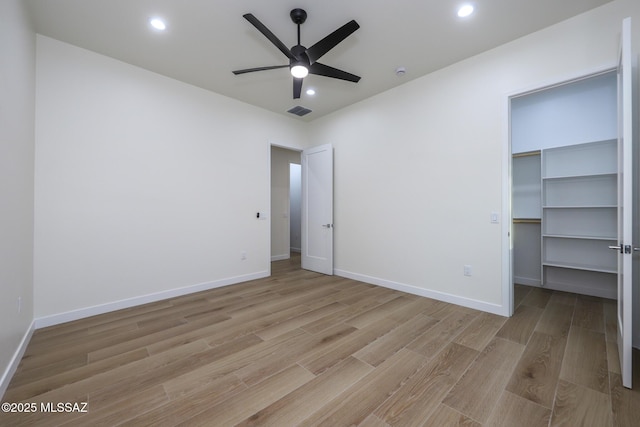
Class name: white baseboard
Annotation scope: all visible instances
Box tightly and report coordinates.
[271,254,290,262]
[290,247,301,253]
[334,269,508,317]
[0,319,35,400]
[34,271,269,329]
[513,276,542,287]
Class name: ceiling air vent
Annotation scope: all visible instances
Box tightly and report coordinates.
[287,106,312,117]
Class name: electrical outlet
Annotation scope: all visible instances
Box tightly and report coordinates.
[241,251,247,260]
[464,265,472,276]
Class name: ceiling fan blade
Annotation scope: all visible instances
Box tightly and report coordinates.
[232,65,289,75]
[293,77,303,99]
[309,62,360,83]
[305,20,359,64]
[243,14,296,60]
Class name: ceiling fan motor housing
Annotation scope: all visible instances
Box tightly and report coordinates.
[290,44,310,67]
[290,8,307,25]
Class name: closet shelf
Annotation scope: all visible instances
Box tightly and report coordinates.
[542,172,616,180]
[542,261,616,274]
[542,234,616,241]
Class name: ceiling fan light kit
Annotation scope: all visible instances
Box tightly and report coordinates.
[232,8,360,99]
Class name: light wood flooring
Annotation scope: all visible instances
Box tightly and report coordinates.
[2,255,639,426]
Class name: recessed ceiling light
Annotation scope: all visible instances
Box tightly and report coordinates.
[306,89,316,96]
[150,18,167,31]
[457,4,474,18]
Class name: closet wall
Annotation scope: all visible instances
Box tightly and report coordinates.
[512,71,618,298]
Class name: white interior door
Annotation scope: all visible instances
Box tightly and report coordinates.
[615,17,635,389]
[301,144,333,275]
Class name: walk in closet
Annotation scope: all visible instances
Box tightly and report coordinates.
[511,71,618,299]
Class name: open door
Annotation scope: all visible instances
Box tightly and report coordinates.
[301,144,333,275]
[614,17,636,389]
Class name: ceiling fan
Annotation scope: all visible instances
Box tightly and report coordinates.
[232,8,361,99]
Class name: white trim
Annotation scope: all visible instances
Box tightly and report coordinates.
[271,254,290,261]
[502,91,513,317]
[334,269,508,317]
[513,276,542,287]
[0,320,35,400]
[34,271,269,329]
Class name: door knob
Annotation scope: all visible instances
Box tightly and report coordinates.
[322,224,333,228]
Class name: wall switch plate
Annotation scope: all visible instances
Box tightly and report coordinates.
[490,212,499,224]
[464,265,472,276]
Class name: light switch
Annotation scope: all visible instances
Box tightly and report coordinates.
[490,212,499,224]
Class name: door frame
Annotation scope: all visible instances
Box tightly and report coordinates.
[503,65,617,317]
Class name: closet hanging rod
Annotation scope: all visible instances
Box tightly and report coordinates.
[513,218,541,224]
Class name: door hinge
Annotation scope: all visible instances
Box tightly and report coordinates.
[625,244,632,254]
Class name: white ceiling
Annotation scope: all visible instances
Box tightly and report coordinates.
[26,0,613,121]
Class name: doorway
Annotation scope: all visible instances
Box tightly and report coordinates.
[270,145,301,261]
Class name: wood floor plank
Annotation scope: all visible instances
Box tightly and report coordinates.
[8,353,88,391]
[572,295,605,333]
[175,364,315,426]
[300,348,427,426]
[514,284,532,308]
[354,314,438,367]
[453,311,507,351]
[442,337,524,423]
[609,349,640,427]
[254,301,346,340]
[559,326,608,394]
[358,414,391,427]
[548,290,577,307]
[534,302,573,338]
[3,348,149,402]
[550,380,612,427]
[344,296,413,329]
[299,315,403,375]
[485,390,551,427]
[121,373,247,426]
[236,356,373,426]
[86,313,230,362]
[235,324,356,387]
[506,331,567,408]
[62,384,169,427]
[603,298,617,343]
[201,305,309,348]
[521,287,553,309]
[300,291,396,334]
[161,329,303,399]
[423,404,481,427]
[407,310,479,358]
[373,342,479,426]
[496,304,544,345]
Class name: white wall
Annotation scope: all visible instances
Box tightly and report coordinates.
[270,146,301,260]
[308,0,640,315]
[0,0,36,397]
[512,71,617,153]
[33,36,307,322]
[290,163,302,252]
